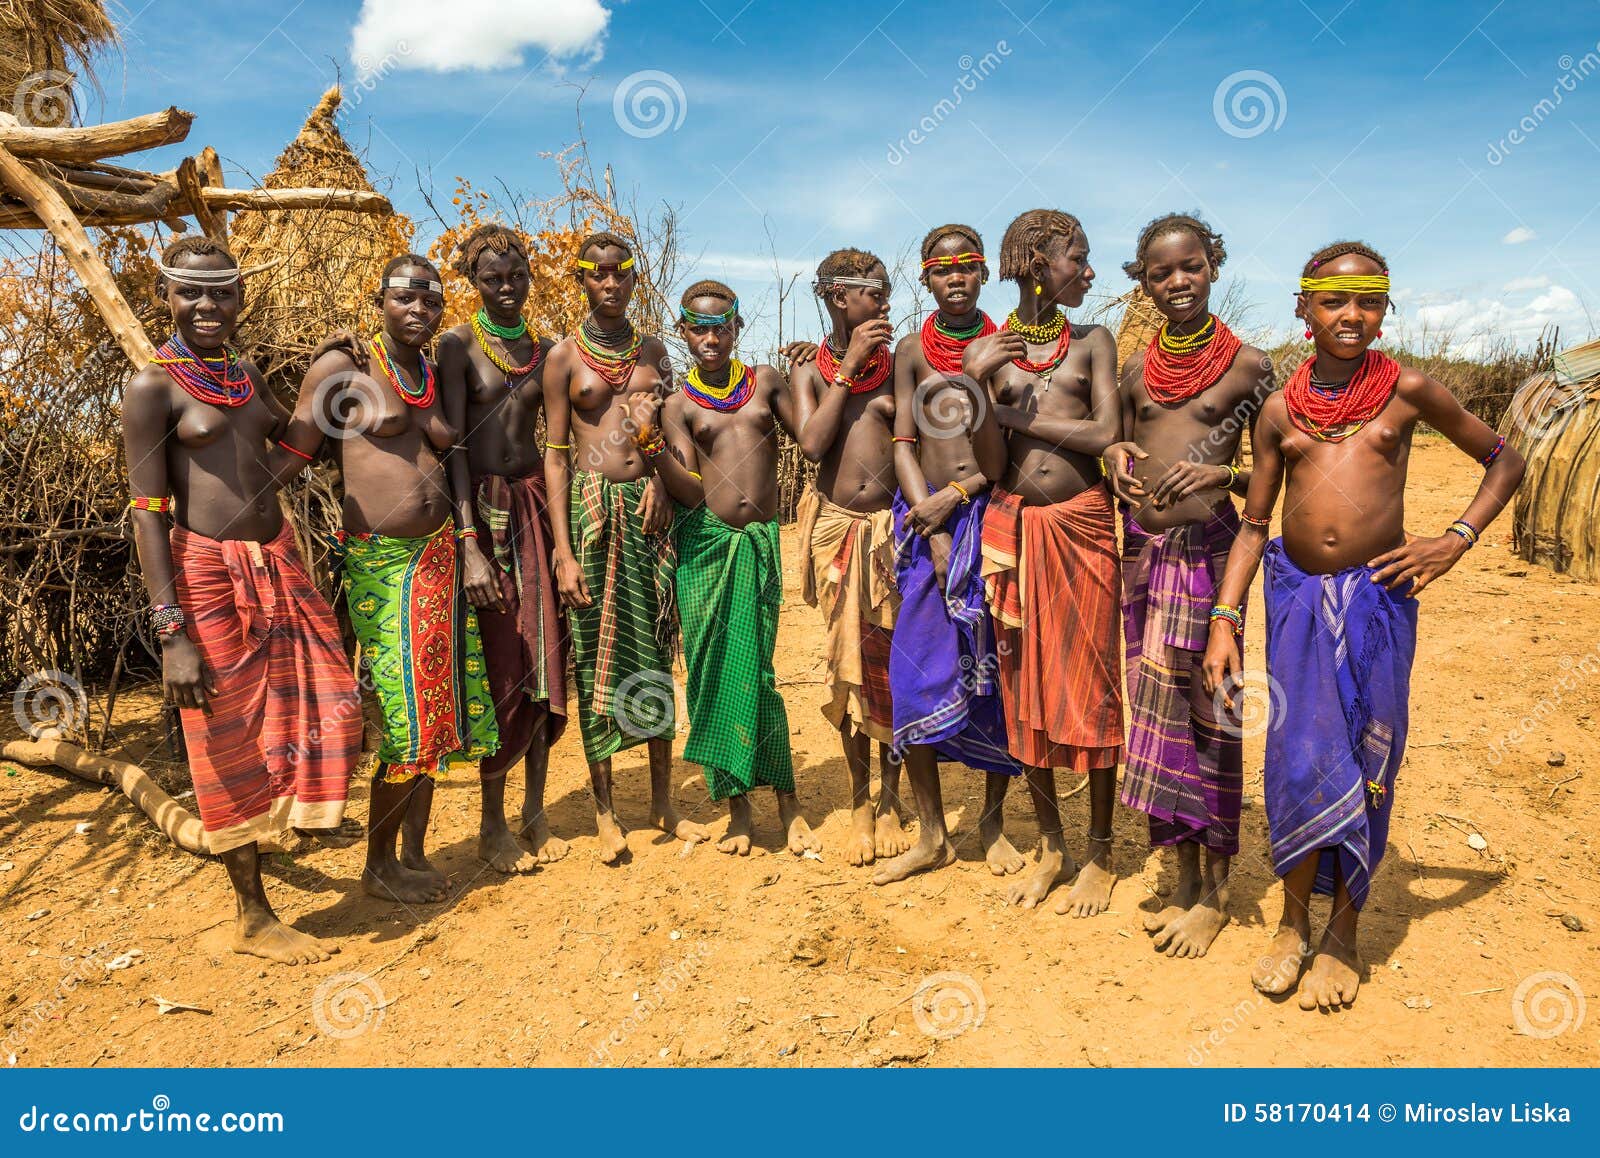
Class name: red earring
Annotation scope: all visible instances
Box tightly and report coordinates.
[1376,329,1383,338]
[1304,328,1313,339]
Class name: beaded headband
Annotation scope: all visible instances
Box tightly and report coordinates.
[815,276,886,295]
[381,275,444,294]
[921,252,987,270]
[1298,274,1391,294]
[576,257,635,273]
[679,300,740,326]
[158,262,241,287]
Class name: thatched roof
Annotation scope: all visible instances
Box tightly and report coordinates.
[232,86,415,387]
[0,0,116,113]
[1113,286,1165,370]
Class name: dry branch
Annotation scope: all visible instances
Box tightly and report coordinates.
[0,106,193,163]
[198,184,392,214]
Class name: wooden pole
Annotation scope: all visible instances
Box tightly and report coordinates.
[197,146,229,242]
[176,156,226,243]
[0,143,157,367]
[199,185,392,214]
[0,107,194,164]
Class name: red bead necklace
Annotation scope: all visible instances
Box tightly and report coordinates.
[1283,350,1401,442]
[1142,316,1243,403]
[816,336,893,393]
[919,311,996,377]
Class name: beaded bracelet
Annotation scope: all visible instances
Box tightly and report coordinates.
[638,433,666,458]
[277,439,313,462]
[1222,463,1240,488]
[1446,519,1479,548]
[128,496,171,512]
[1209,604,1244,636]
[546,442,571,451]
[831,373,857,390]
[892,435,918,444]
[686,469,702,481]
[1480,435,1505,469]
[1239,512,1271,528]
[948,480,972,504]
[150,604,185,637]
[456,526,479,541]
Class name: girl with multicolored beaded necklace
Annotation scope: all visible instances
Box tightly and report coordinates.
[122,237,362,968]
[1201,240,1524,1013]
[435,224,569,878]
[1101,213,1276,964]
[962,209,1125,921]
[280,253,500,908]
[632,279,820,859]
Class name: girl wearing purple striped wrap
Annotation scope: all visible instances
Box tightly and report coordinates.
[1203,240,1524,1012]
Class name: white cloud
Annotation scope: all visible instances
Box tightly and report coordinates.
[1403,283,1586,356]
[350,0,609,77]
[1502,226,1537,245]
[1502,274,1551,293]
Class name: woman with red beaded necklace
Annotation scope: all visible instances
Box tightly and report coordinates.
[280,253,500,909]
[963,209,1124,919]
[1100,213,1276,962]
[1201,240,1525,1012]
[122,238,361,967]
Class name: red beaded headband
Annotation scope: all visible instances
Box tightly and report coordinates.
[921,252,987,270]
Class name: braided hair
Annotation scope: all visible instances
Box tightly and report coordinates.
[680,279,737,310]
[156,236,238,291]
[1301,239,1388,277]
[576,230,634,265]
[1122,213,1226,281]
[456,223,529,277]
[998,209,1082,282]
[815,247,885,296]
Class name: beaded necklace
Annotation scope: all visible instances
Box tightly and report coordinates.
[1283,350,1400,441]
[471,310,543,380]
[1142,315,1242,404]
[920,310,996,377]
[815,336,893,393]
[151,335,254,407]
[683,359,756,411]
[1002,309,1072,383]
[575,315,642,386]
[369,334,436,408]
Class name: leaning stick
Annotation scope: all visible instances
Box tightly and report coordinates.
[2,736,209,855]
[0,107,195,164]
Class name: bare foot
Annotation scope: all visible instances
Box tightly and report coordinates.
[844,803,876,866]
[1144,875,1200,935]
[1007,837,1072,909]
[364,860,449,904]
[232,913,337,966]
[398,847,448,890]
[1251,927,1312,995]
[596,811,629,864]
[982,831,1027,877]
[873,810,912,858]
[522,814,569,864]
[1054,838,1116,918]
[1297,928,1361,1010]
[778,792,820,855]
[650,804,712,844]
[871,837,955,885]
[478,822,536,874]
[718,795,753,856]
[296,817,363,848]
[1152,897,1230,958]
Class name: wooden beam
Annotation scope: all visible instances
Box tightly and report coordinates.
[199,185,392,214]
[176,157,226,243]
[0,107,195,165]
[197,147,228,242]
[0,143,157,367]
[45,173,180,220]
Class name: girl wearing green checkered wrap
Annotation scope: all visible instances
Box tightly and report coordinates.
[634,278,820,856]
[543,232,714,863]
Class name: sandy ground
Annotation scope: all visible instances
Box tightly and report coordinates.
[2,437,1597,1068]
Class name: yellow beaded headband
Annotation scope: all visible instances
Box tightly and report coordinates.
[1297,274,1390,294]
[576,257,635,273]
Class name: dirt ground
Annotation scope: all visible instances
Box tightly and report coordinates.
[2,437,1596,1068]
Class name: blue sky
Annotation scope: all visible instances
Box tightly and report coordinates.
[87,0,1600,356]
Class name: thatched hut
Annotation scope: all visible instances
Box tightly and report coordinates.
[1501,337,1600,582]
[0,0,115,118]
[1113,286,1165,370]
[231,86,416,393]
